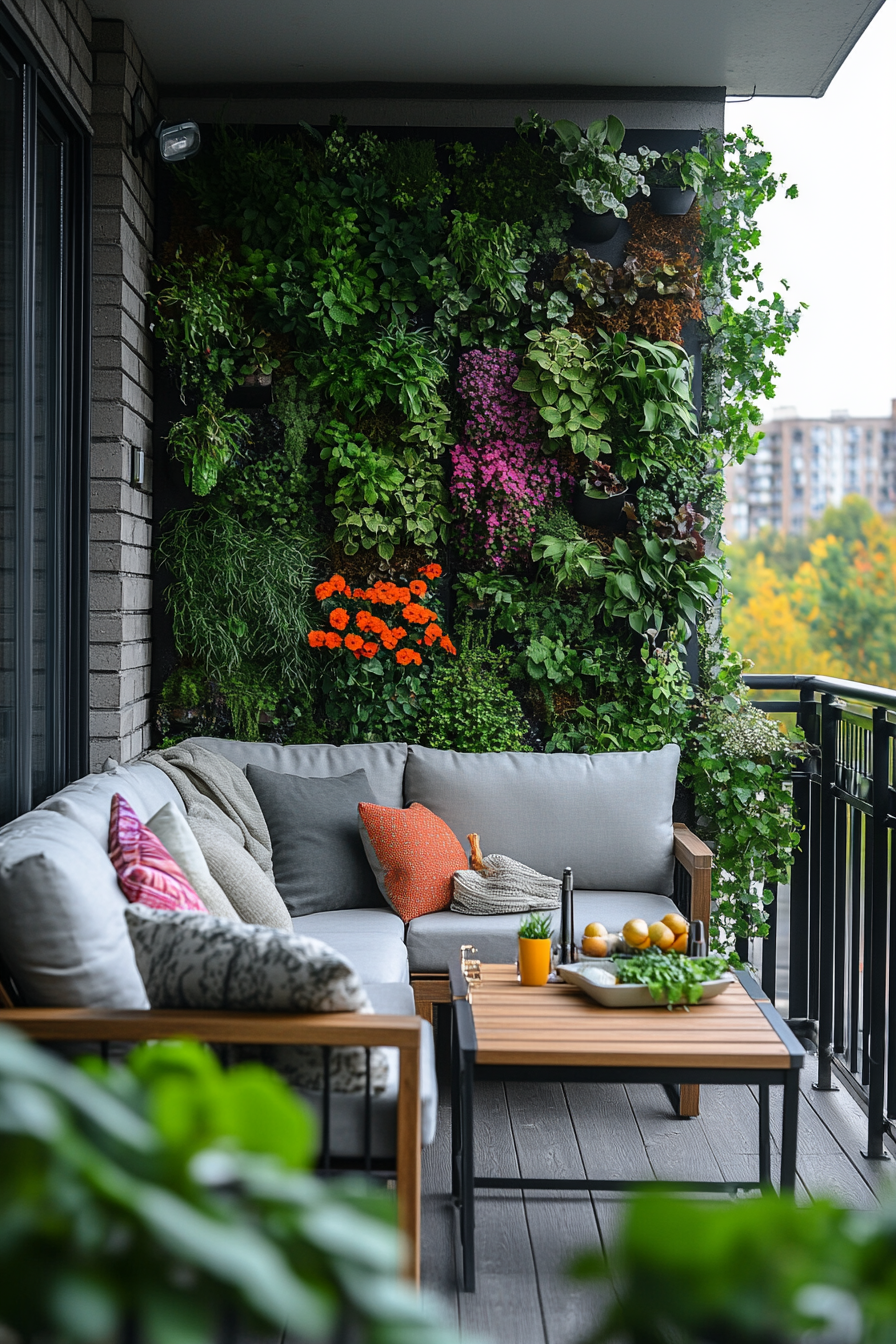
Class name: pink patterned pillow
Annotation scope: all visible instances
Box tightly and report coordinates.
[109,793,208,913]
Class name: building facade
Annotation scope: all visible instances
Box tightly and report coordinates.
[725,402,896,540]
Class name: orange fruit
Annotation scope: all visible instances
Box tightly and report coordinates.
[622,918,650,948]
[648,921,675,950]
[662,912,689,936]
[581,935,608,957]
[670,931,689,953]
[584,921,608,939]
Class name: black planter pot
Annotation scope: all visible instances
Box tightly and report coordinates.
[648,186,697,216]
[570,206,621,243]
[571,484,628,529]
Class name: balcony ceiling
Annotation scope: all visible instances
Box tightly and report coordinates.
[89,0,885,97]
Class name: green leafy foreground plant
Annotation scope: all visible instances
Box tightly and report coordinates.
[0,1029,461,1344]
[418,619,530,753]
[573,1191,896,1344]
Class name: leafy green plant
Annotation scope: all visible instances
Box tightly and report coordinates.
[215,380,319,534]
[514,327,611,457]
[0,1029,460,1344]
[518,912,554,940]
[152,241,252,397]
[518,112,659,219]
[417,620,530,753]
[158,506,320,694]
[445,212,530,314]
[379,137,448,210]
[168,396,252,496]
[573,1191,896,1344]
[646,145,710,193]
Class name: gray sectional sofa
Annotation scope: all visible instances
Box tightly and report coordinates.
[0,735,711,1280]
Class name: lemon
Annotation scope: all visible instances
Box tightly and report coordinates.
[648,921,675,950]
[584,921,608,939]
[662,912,689,936]
[622,917,650,947]
[581,935,608,957]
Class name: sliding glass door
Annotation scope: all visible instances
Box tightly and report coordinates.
[0,23,90,824]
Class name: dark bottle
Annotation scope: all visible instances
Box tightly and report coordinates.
[686,919,707,958]
[559,867,576,963]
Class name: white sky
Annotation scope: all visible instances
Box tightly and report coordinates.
[724,0,896,421]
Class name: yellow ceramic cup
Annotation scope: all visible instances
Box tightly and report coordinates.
[518,937,552,987]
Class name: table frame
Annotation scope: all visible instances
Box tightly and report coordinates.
[448,963,804,1292]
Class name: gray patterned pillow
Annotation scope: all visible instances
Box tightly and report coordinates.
[124,905,387,1093]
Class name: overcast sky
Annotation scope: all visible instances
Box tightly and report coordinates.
[723,0,896,422]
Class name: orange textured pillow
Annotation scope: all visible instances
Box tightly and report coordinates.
[357,801,467,921]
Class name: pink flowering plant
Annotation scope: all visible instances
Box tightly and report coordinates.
[450,349,571,569]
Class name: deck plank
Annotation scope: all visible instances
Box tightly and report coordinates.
[506,1082,606,1344]
[456,1082,547,1344]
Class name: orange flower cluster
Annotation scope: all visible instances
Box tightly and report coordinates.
[307,572,457,667]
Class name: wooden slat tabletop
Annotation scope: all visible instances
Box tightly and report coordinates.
[470,964,793,1070]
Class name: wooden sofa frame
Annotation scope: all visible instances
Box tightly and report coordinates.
[0,1001,424,1283]
[411,822,713,1117]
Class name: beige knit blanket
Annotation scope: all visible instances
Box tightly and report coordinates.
[145,742,274,878]
[451,854,561,916]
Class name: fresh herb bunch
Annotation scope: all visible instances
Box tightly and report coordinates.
[519,912,555,940]
[614,948,729,1005]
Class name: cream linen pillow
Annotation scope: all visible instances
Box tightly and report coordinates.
[146,802,239,922]
[187,817,292,931]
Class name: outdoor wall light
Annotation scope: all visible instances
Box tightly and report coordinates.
[131,88,201,162]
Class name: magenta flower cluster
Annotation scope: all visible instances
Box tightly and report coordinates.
[450,349,570,570]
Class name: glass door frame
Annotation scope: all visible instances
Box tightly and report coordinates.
[1,13,91,821]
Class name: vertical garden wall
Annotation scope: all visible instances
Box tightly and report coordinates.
[150,116,804,944]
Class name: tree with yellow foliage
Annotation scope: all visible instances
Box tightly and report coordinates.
[725,497,896,686]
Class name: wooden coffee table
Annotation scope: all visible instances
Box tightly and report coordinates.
[449,960,804,1291]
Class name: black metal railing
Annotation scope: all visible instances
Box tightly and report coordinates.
[744,673,896,1161]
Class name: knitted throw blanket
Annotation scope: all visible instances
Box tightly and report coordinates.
[451,855,561,916]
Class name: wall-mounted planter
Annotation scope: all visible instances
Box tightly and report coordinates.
[570,206,621,243]
[572,484,629,529]
[649,187,697,216]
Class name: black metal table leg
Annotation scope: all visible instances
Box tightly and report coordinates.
[451,1010,461,1202]
[460,1042,476,1292]
[780,1069,800,1190]
[758,1084,771,1185]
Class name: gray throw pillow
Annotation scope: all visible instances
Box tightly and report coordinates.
[245,765,386,917]
[124,904,387,1093]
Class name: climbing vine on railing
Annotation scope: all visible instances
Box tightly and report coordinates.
[151,115,804,944]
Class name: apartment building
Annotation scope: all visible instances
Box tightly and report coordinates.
[725,402,896,539]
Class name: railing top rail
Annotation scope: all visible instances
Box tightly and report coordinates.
[744,673,896,712]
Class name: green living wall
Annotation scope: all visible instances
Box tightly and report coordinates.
[151,116,803,946]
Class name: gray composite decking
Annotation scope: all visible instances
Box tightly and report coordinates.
[419,1035,896,1344]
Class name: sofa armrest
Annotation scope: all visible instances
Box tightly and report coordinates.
[0,1007,423,1284]
[672,823,712,932]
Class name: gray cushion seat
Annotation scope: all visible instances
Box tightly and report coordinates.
[291,909,410,985]
[297,982,437,1155]
[405,890,681,972]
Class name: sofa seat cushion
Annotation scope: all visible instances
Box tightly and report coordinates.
[194,739,408,808]
[296,981,438,1156]
[290,910,409,985]
[0,809,149,1007]
[404,743,680,895]
[405,890,682,973]
[36,762,185,854]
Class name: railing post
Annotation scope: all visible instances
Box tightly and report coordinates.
[814,693,840,1093]
[788,687,817,1020]
[865,705,891,1159]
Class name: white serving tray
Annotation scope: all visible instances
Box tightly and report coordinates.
[556,959,735,1008]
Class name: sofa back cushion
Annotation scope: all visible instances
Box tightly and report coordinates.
[193,739,408,808]
[404,743,680,895]
[36,761,185,853]
[0,809,149,1007]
